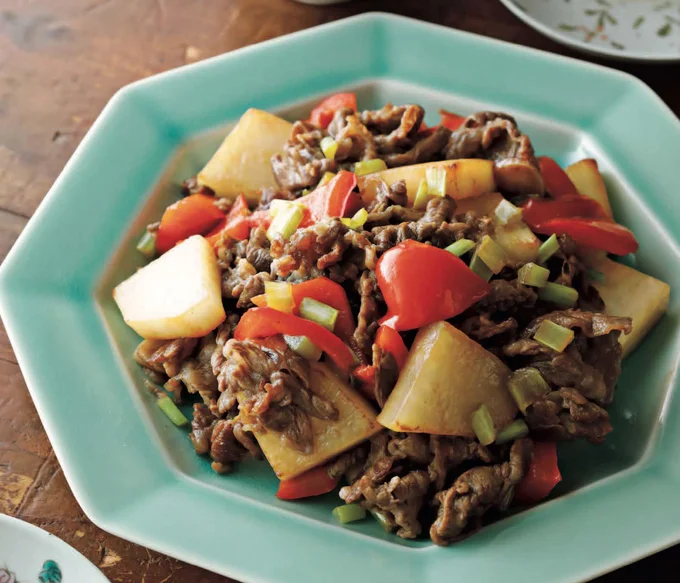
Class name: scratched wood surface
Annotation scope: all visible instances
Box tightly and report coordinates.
[0,1,679,581]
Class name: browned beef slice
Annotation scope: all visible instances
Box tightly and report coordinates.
[460,314,518,341]
[430,438,532,546]
[383,126,451,167]
[353,270,380,361]
[521,309,632,339]
[326,445,369,481]
[373,346,399,409]
[328,108,378,161]
[167,335,219,409]
[256,187,296,211]
[428,436,494,492]
[209,419,251,470]
[360,104,424,149]
[365,179,409,215]
[221,258,273,308]
[190,403,217,455]
[474,279,537,314]
[134,338,198,378]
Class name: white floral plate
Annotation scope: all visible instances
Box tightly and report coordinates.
[0,515,109,583]
[499,0,680,61]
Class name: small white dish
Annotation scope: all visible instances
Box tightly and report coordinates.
[0,515,110,583]
[499,0,680,62]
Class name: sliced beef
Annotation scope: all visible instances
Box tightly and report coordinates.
[256,187,297,211]
[222,258,273,308]
[134,338,198,378]
[521,310,632,339]
[209,418,252,473]
[166,335,219,409]
[428,436,494,492]
[327,445,370,481]
[474,279,537,314]
[190,403,217,456]
[373,346,400,409]
[460,314,518,341]
[328,108,378,161]
[383,126,451,167]
[353,270,380,361]
[365,179,409,214]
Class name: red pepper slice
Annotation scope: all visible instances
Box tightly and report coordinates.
[376,240,491,331]
[538,157,579,199]
[533,218,639,256]
[308,93,357,129]
[515,441,562,504]
[156,194,225,254]
[234,307,355,371]
[375,325,408,370]
[522,194,610,228]
[296,171,361,225]
[206,194,252,244]
[276,466,339,500]
[291,277,355,343]
[439,109,466,131]
[353,364,377,400]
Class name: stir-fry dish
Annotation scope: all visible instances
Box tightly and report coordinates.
[114,94,670,545]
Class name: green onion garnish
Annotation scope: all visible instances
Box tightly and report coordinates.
[319,172,336,186]
[508,367,551,413]
[136,231,157,259]
[413,178,431,210]
[445,238,475,257]
[332,503,367,524]
[426,166,447,197]
[320,137,338,160]
[537,282,579,308]
[340,208,369,231]
[283,334,323,361]
[299,297,338,331]
[264,281,295,314]
[537,234,560,264]
[370,509,393,532]
[354,159,387,176]
[267,202,304,241]
[534,320,574,353]
[477,235,505,274]
[495,419,529,444]
[494,199,522,226]
[157,395,189,427]
[472,404,496,446]
[517,262,550,288]
[470,253,493,282]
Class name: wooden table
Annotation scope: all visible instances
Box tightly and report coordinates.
[0,0,678,580]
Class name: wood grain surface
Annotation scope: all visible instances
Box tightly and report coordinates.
[0,1,678,581]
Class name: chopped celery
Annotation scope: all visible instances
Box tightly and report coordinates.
[586,267,606,283]
[136,231,157,258]
[534,320,574,353]
[470,253,493,282]
[370,509,393,532]
[477,235,505,274]
[320,136,338,160]
[471,404,496,446]
[333,503,367,524]
[157,395,189,427]
[354,159,387,176]
[266,202,304,241]
[445,238,475,257]
[426,166,447,197]
[537,234,560,264]
[264,281,295,313]
[494,199,522,226]
[495,419,529,444]
[299,297,338,331]
[517,262,550,288]
[413,178,431,210]
[341,208,369,231]
[269,198,303,217]
[283,335,323,361]
[319,172,336,186]
[538,282,579,307]
[508,367,551,412]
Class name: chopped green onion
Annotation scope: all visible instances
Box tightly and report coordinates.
[426,166,447,197]
[267,202,304,241]
[494,199,522,226]
[299,297,338,331]
[470,253,493,282]
[136,231,157,258]
[477,235,505,274]
[586,267,606,283]
[370,509,393,532]
[269,199,303,217]
[319,172,335,186]
[264,281,295,313]
[354,159,387,176]
[157,395,189,427]
[517,262,550,288]
[537,234,560,265]
[283,335,322,361]
[413,178,431,210]
[341,208,369,231]
[537,282,579,308]
[301,188,310,196]
[472,404,496,446]
[508,367,551,413]
[534,320,574,353]
[445,238,475,257]
[320,136,338,160]
[495,419,529,444]
[332,503,367,524]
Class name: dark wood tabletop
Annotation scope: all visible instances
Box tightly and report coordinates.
[0,0,678,581]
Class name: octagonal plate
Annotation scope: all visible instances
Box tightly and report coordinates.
[1,13,680,583]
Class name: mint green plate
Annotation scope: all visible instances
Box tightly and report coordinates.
[1,13,679,583]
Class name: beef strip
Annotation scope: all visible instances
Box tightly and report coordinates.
[365,179,409,214]
[134,338,198,379]
[373,346,400,409]
[222,258,272,307]
[382,126,451,167]
[430,438,532,545]
[460,314,518,341]
[256,187,297,211]
[353,270,380,361]
[326,445,370,481]
[521,309,632,340]
[190,404,217,456]
[166,335,219,409]
[328,108,378,161]
[428,436,494,492]
[474,279,537,314]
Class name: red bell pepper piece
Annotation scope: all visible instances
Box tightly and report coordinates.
[156,194,225,254]
[353,364,377,400]
[538,157,579,199]
[276,466,339,500]
[533,218,639,256]
[376,240,491,331]
[297,171,361,226]
[308,92,357,129]
[291,277,355,343]
[522,194,610,228]
[515,441,562,504]
[206,194,252,244]
[439,109,466,131]
[375,325,408,370]
[234,307,355,371]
